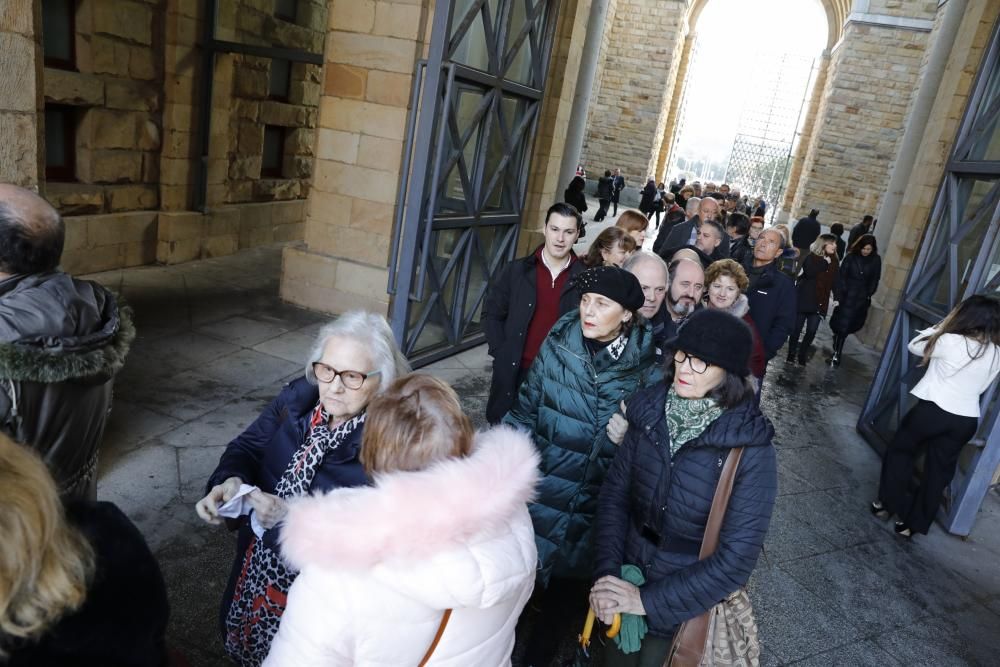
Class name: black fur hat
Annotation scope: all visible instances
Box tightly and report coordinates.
[666,308,752,376]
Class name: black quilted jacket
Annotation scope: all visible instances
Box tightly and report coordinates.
[594,381,777,637]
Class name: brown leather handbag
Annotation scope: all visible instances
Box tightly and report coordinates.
[665,447,761,667]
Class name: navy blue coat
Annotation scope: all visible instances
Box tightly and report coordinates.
[594,382,777,637]
[746,261,797,360]
[207,377,368,627]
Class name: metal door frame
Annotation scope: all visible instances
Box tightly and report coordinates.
[387,0,560,366]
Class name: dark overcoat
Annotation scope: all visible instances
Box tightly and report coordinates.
[829,253,881,335]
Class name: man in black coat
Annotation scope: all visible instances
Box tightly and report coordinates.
[745,228,797,366]
[611,168,626,216]
[792,209,820,270]
[655,196,730,261]
[483,202,585,424]
[595,170,613,221]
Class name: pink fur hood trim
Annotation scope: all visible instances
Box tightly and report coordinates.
[280,425,540,571]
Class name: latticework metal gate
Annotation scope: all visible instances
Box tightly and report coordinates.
[388,0,559,364]
[860,18,1000,536]
[724,52,815,219]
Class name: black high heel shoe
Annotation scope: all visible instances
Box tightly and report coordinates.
[894,521,913,538]
[870,501,890,520]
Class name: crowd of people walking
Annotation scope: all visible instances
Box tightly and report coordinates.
[0,177,997,667]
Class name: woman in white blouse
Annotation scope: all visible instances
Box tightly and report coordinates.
[872,295,1000,537]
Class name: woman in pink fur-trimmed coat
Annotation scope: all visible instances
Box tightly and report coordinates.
[263,375,539,667]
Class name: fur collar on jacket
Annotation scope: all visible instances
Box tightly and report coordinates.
[280,425,539,571]
[713,294,749,319]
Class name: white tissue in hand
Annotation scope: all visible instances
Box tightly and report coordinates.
[216,483,267,538]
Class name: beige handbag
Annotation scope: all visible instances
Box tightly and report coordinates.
[666,447,761,667]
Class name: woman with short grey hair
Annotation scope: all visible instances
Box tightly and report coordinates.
[194,310,410,666]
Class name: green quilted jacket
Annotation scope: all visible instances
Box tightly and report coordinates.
[504,310,661,585]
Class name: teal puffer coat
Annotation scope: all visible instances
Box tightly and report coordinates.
[504,310,661,585]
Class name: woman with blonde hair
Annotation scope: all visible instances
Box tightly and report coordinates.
[0,434,169,665]
[264,375,539,666]
[787,233,840,365]
[584,226,637,268]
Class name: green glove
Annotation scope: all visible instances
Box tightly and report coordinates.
[613,564,648,655]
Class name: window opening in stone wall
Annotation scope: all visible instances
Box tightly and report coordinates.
[261,126,286,178]
[269,59,292,102]
[42,0,77,70]
[44,105,77,182]
[274,0,298,23]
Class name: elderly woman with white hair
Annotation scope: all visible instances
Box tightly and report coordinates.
[195,311,410,667]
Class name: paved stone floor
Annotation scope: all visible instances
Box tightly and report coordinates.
[88,243,1000,666]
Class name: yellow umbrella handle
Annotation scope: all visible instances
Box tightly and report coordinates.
[579,608,622,648]
[606,612,622,638]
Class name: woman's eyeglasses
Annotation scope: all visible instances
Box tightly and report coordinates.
[312,362,380,389]
[673,351,709,374]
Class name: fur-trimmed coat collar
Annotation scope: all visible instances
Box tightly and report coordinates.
[0,274,134,384]
[280,425,540,572]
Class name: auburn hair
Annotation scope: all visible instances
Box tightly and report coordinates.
[360,374,474,475]
[616,209,649,234]
[584,226,636,268]
[0,435,94,652]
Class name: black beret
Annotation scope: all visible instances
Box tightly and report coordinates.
[572,265,645,311]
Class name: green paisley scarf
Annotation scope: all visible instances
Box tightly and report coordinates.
[664,386,722,457]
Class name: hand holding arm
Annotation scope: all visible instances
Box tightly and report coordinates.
[606,401,628,445]
[247,489,290,530]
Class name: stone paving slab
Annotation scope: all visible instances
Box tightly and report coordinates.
[86,244,1000,666]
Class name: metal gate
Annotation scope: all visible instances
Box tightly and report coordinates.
[388,0,559,365]
[860,18,1000,535]
[723,52,816,220]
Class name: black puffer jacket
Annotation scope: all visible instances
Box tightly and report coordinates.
[0,273,134,498]
[829,252,881,336]
[594,382,777,637]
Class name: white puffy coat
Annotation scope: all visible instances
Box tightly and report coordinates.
[263,426,539,667]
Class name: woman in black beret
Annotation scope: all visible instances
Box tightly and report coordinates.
[505,265,662,667]
[591,308,778,665]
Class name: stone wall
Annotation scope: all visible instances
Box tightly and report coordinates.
[580,0,689,193]
[0,2,42,188]
[788,5,937,230]
[21,0,326,273]
[281,0,431,314]
[861,1,1000,348]
[43,0,164,216]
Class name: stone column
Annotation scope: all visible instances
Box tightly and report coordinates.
[280,0,431,314]
[519,0,597,254]
[789,3,937,228]
[0,1,42,188]
[580,0,689,203]
[655,32,695,183]
[557,0,611,191]
[874,0,967,251]
[779,52,830,220]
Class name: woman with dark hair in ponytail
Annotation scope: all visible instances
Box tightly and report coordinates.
[828,234,881,366]
[872,295,1000,537]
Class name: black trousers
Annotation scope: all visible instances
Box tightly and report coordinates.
[612,195,620,216]
[878,400,978,533]
[788,312,820,357]
[596,199,610,221]
[519,576,591,667]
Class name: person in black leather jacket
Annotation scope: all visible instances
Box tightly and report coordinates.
[0,185,134,500]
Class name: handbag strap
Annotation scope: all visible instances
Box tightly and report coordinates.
[698,447,744,560]
[418,609,452,667]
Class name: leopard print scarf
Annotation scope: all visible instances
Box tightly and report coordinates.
[223,405,366,666]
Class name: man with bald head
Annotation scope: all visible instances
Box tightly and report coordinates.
[623,251,671,353]
[0,185,133,498]
[653,195,731,260]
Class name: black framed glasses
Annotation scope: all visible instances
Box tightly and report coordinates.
[673,350,710,374]
[312,362,380,389]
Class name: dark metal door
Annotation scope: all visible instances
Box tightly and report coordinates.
[388,0,559,365]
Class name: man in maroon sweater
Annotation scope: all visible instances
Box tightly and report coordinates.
[483,203,586,423]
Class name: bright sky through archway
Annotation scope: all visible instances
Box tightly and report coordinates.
[670,0,828,178]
